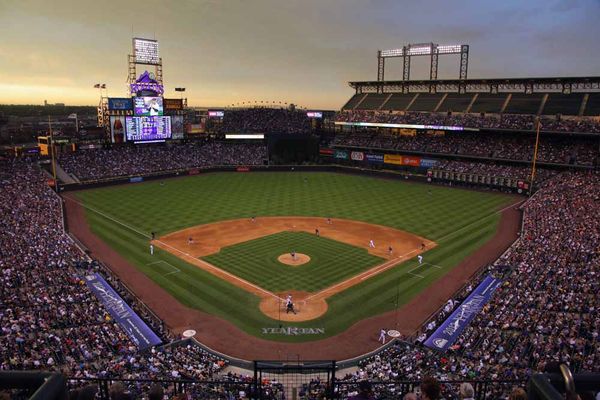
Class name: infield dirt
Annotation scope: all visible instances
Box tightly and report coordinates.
[153,217,435,322]
[63,193,522,360]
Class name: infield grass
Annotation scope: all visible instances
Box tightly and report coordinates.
[74,172,517,342]
[202,231,386,292]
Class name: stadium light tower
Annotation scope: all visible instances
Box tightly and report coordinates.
[376,42,469,93]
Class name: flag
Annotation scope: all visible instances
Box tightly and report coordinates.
[93,84,100,88]
[68,113,77,119]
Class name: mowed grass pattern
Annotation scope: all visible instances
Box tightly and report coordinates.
[75,172,517,342]
[202,231,385,292]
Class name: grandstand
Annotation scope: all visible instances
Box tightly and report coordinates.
[3,37,600,400]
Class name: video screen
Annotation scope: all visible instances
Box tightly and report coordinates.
[134,97,163,116]
[125,116,171,142]
[306,111,323,118]
[208,110,224,118]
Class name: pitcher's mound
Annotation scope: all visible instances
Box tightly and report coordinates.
[278,253,310,266]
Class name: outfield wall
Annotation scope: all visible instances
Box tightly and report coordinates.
[58,164,526,195]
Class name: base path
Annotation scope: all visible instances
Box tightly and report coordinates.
[153,217,436,321]
[63,193,522,361]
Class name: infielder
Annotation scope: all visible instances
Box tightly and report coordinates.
[188,237,193,245]
[388,245,393,256]
[379,328,387,344]
[369,239,375,248]
[418,255,423,264]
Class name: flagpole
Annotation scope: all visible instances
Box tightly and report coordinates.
[529,117,541,196]
[48,116,58,193]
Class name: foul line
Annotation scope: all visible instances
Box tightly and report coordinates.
[154,239,281,301]
[435,199,524,244]
[147,260,181,276]
[66,195,280,300]
[65,196,150,239]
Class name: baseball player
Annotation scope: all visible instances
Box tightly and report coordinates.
[418,255,423,264]
[315,228,320,237]
[251,216,256,223]
[388,245,393,256]
[421,242,426,250]
[379,328,387,344]
[151,231,156,240]
[188,237,193,245]
[150,244,154,255]
[327,218,332,225]
[285,295,296,314]
[369,239,375,248]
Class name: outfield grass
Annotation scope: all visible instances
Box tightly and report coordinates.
[202,231,385,293]
[75,172,515,342]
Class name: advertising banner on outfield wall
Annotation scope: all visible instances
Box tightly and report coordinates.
[402,156,421,167]
[419,158,439,168]
[424,274,502,352]
[319,148,334,156]
[350,151,364,161]
[85,273,162,350]
[383,154,404,165]
[365,153,384,163]
[334,150,349,160]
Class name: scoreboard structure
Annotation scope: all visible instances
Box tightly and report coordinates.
[100,37,186,143]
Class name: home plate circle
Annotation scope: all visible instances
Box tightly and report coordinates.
[277,253,311,266]
[182,329,197,338]
[386,329,401,338]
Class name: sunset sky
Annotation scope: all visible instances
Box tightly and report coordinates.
[0,0,599,109]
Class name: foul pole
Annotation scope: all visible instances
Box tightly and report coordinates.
[529,117,541,196]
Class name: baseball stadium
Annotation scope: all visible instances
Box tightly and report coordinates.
[2,3,600,399]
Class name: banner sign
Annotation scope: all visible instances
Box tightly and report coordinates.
[365,153,384,163]
[399,128,417,136]
[237,167,250,172]
[129,177,144,183]
[189,168,200,175]
[424,275,502,352]
[350,151,365,161]
[334,150,349,160]
[402,156,421,167]
[319,148,334,156]
[419,158,439,168]
[85,273,162,350]
[163,98,183,111]
[384,154,404,165]
[108,98,133,111]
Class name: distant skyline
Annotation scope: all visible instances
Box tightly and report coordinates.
[0,0,599,109]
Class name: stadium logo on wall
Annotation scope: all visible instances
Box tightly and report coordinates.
[433,338,448,348]
[261,327,325,335]
[350,151,365,161]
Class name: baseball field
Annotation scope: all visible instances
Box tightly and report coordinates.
[65,171,520,351]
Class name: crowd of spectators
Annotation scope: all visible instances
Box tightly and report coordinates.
[0,159,233,397]
[338,170,600,399]
[336,110,600,134]
[331,130,599,166]
[432,160,558,183]
[222,108,311,134]
[58,141,267,181]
